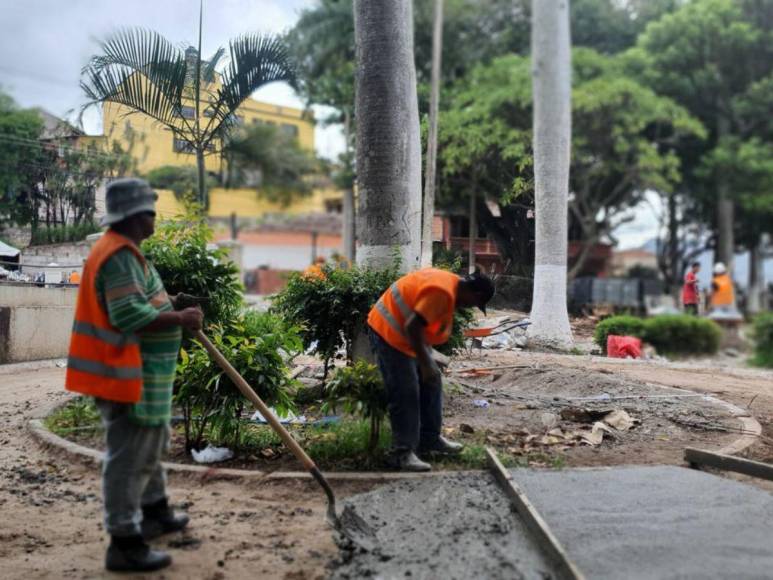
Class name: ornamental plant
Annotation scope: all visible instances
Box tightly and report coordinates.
[323,361,387,453]
[175,310,303,451]
[141,203,242,326]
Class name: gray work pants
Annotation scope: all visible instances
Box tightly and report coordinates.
[95,399,169,537]
[368,329,443,452]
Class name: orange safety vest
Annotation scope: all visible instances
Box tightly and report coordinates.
[70,271,81,285]
[65,230,146,403]
[710,273,735,307]
[368,268,459,357]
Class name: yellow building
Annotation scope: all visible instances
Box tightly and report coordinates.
[91,71,338,219]
[102,98,314,176]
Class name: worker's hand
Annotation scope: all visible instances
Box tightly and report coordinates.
[419,359,442,385]
[178,307,203,331]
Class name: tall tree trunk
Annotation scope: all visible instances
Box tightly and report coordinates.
[748,238,764,314]
[421,0,444,267]
[468,190,476,274]
[353,0,422,271]
[342,111,356,263]
[527,0,574,349]
[196,148,207,209]
[716,116,734,279]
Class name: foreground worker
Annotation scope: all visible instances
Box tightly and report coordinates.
[368,268,495,471]
[710,262,736,313]
[65,179,203,572]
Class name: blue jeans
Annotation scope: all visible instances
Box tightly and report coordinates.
[368,328,443,452]
[95,399,169,537]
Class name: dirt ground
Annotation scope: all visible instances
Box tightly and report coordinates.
[2,348,772,579]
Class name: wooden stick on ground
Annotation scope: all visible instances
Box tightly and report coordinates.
[685,447,773,482]
[486,448,585,580]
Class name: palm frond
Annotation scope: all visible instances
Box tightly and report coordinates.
[204,33,296,139]
[203,47,227,83]
[81,28,190,129]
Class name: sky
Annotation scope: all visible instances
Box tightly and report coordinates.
[0,0,346,160]
[0,0,660,249]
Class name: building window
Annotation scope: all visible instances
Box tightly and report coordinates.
[280,123,299,138]
[173,138,194,154]
[175,106,196,120]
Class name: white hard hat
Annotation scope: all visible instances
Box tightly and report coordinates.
[713,262,727,275]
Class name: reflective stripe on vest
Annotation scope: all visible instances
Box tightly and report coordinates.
[390,283,412,319]
[375,300,407,338]
[67,356,143,380]
[72,320,138,347]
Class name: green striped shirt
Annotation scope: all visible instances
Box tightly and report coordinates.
[96,247,182,427]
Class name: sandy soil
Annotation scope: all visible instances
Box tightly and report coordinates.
[0,364,351,579]
[2,350,772,579]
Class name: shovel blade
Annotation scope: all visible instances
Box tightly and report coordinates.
[329,503,379,552]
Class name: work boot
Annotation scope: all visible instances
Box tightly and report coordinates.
[419,435,464,455]
[385,450,432,472]
[141,498,190,540]
[105,535,172,572]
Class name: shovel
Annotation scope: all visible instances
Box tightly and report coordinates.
[193,330,378,551]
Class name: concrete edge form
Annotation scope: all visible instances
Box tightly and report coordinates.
[685,447,773,482]
[486,447,586,580]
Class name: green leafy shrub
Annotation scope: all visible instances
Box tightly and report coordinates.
[272,263,400,368]
[644,314,721,356]
[751,312,773,368]
[593,315,647,350]
[594,314,721,356]
[323,361,387,452]
[142,206,242,325]
[273,261,473,368]
[175,310,302,451]
[30,221,101,245]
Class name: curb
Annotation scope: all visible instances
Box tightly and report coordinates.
[29,383,762,482]
[27,397,479,482]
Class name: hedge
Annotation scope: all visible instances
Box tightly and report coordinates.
[751,312,773,368]
[594,314,721,356]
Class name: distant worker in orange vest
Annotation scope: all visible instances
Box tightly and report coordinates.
[69,269,81,285]
[65,179,203,573]
[710,262,735,312]
[303,255,327,280]
[367,268,495,471]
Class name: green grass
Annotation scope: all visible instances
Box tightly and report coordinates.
[45,399,565,471]
[45,396,102,436]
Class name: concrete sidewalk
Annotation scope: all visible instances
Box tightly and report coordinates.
[514,465,773,579]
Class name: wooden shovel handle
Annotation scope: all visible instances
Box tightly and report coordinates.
[193,330,316,471]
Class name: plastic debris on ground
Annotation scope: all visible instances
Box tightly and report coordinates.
[473,399,490,408]
[251,408,307,425]
[191,445,234,464]
[607,335,642,359]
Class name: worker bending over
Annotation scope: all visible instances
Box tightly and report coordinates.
[368,268,495,471]
[65,179,203,572]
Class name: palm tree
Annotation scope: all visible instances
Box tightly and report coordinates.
[527,0,574,348]
[81,11,294,209]
[353,0,422,271]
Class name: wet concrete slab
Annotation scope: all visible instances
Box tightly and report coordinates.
[332,474,557,579]
[512,465,773,579]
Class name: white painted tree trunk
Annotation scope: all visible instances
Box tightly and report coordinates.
[421,0,444,267]
[354,0,422,271]
[527,0,574,349]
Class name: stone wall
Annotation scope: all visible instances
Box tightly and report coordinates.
[21,241,92,268]
[0,284,76,363]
